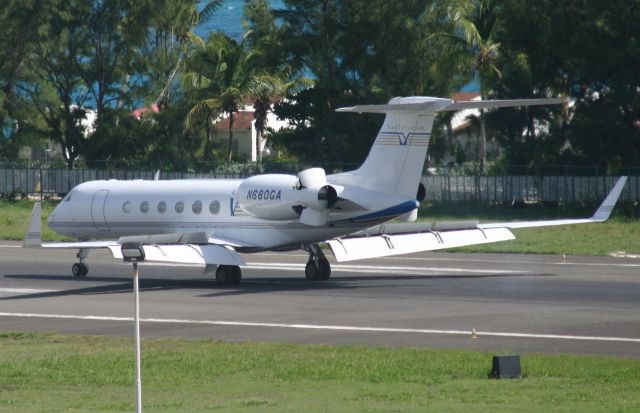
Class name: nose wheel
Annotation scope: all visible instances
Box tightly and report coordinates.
[72,249,89,277]
[72,262,88,277]
[304,243,331,281]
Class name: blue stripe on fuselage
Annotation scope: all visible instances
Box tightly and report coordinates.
[331,200,419,223]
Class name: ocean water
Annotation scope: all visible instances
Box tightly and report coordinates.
[195,0,285,40]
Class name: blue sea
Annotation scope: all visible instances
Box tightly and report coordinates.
[195,0,285,40]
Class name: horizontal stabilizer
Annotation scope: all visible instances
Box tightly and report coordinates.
[437,98,564,112]
[336,97,563,115]
[327,227,514,262]
[108,244,245,266]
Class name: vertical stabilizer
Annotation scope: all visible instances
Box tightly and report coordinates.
[335,97,451,198]
[335,96,564,199]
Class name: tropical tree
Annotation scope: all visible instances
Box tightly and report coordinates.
[185,33,256,162]
[248,72,312,162]
[446,0,501,174]
[270,0,462,165]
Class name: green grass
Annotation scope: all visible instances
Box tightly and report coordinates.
[418,202,640,256]
[0,200,69,242]
[1,199,639,255]
[0,332,639,412]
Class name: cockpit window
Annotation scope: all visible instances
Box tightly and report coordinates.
[63,190,74,202]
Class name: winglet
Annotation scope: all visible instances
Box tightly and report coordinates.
[591,176,628,221]
[23,202,42,248]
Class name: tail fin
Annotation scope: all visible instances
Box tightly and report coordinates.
[336,96,563,199]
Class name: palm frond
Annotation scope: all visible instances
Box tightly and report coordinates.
[186,98,221,130]
[199,0,224,24]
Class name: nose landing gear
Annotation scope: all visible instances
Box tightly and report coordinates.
[72,249,89,277]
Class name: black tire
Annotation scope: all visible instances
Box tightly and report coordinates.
[216,265,242,285]
[317,260,331,280]
[231,266,242,284]
[305,261,318,280]
[80,263,88,276]
[71,262,84,278]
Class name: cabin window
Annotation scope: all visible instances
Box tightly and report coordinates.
[122,201,132,213]
[140,201,150,213]
[157,201,167,213]
[175,201,184,213]
[192,200,203,214]
[209,200,220,215]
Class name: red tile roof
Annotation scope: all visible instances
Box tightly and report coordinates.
[214,110,254,131]
[452,92,481,102]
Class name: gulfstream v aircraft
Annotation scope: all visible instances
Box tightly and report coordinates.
[24,96,628,284]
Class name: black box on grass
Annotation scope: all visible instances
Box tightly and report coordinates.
[491,355,521,379]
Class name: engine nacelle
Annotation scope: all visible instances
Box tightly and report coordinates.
[237,169,338,224]
[237,174,299,220]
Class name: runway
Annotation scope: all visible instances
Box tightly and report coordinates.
[1,241,639,357]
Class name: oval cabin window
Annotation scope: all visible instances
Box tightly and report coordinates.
[157,201,167,213]
[175,201,184,213]
[140,201,150,213]
[192,200,203,214]
[209,200,220,215]
[122,201,132,213]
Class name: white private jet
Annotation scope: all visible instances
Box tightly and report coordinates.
[23,96,628,284]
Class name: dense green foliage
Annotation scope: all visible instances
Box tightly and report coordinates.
[1,0,639,171]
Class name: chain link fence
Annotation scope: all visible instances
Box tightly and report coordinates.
[422,175,638,203]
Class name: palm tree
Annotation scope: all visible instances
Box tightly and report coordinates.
[248,71,313,162]
[445,0,501,174]
[184,34,255,162]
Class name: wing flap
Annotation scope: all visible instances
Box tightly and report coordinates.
[108,244,245,266]
[327,227,515,262]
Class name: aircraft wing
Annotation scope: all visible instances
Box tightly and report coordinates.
[327,176,627,262]
[23,204,245,266]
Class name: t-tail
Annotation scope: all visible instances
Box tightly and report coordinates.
[335,96,564,199]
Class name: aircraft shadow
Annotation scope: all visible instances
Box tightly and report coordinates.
[2,272,553,300]
[1,274,216,300]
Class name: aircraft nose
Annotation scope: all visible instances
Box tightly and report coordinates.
[47,203,62,227]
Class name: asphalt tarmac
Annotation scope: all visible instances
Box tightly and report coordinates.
[1,241,639,357]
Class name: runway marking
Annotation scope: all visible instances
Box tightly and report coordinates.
[0,244,21,248]
[1,312,639,344]
[0,288,59,294]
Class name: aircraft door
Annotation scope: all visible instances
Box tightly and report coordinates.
[91,190,110,231]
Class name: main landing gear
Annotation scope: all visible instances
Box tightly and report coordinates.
[72,249,89,277]
[215,265,242,285]
[304,243,331,281]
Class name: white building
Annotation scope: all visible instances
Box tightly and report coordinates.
[212,104,289,162]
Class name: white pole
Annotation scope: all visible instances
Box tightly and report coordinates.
[133,262,143,413]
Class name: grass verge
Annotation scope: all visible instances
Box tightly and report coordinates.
[0,332,639,413]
